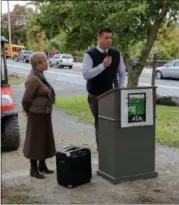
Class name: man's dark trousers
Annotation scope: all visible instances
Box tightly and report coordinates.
[88,94,99,149]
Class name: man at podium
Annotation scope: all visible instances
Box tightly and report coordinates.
[82,28,126,150]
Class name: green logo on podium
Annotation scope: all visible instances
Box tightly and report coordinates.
[128,93,146,123]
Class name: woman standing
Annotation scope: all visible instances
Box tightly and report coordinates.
[22,52,56,179]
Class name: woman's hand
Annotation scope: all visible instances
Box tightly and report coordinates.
[22,110,28,116]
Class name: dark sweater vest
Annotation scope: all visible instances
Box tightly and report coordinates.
[86,47,120,96]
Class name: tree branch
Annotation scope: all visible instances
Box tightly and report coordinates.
[137,1,169,74]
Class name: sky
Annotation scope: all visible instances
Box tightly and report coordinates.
[1,1,34,14]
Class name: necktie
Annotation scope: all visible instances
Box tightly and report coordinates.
[103,50,108,55]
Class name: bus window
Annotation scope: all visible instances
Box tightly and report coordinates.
[5,44,25,58]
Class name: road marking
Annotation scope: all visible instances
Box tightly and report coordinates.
[7,64,179,89]
[7,63,83,78]
[48,70,83,78]
[139,82,179,89]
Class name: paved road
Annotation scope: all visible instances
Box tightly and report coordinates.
[7,59,179,96]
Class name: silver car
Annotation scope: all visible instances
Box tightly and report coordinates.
[15,50,33,63]
[155,59,179,80]
[49,54,74,69]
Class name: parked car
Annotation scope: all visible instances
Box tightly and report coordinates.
[49,54,74,69]
[155,59,179,80]
[1,36,20,151]
[15,50,33,63]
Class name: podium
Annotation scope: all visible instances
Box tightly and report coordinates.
[97,87,158,184]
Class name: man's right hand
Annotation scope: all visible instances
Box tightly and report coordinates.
[103,56,112,68]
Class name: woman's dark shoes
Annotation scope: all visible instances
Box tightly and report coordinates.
[38,164,54,174]
[30,168,45,179]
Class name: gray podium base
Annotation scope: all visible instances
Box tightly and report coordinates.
[97,170,158,184]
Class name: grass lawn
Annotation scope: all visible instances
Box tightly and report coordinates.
[8,74,25,85]
[56,96,179,148]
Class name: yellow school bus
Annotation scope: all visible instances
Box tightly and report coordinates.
[5,44,25,58]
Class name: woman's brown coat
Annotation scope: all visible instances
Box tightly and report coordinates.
[22,73,53,114]
[22,72,56,160]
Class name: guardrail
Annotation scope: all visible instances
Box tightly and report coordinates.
[145,60,169,68]
[72,56,170,68]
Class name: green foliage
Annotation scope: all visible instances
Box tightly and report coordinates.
[44,32,68,52]
[129,25,179,60]
[35,1,73,39]
[1,4,34,45]
[4,1,178,85]
[31,0,178,86]
[128,40,146,58]
[34,1,150,53]
[26,19,46,51]
[33,1,178,55]
[154,25,179,59]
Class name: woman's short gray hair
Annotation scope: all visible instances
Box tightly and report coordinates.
[30,52,47,68]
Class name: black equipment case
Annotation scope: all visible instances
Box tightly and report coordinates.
[56,146,92,188]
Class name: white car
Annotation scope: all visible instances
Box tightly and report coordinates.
[49,54,74,69]
[155,59,179,80]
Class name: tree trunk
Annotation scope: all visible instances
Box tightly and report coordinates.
[123,53,139,88]
[127,68,139,88]
[127,2,169,88]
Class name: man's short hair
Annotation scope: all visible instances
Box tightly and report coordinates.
[98,28,112,36]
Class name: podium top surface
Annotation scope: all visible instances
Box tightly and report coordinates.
[97,86,157,99]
